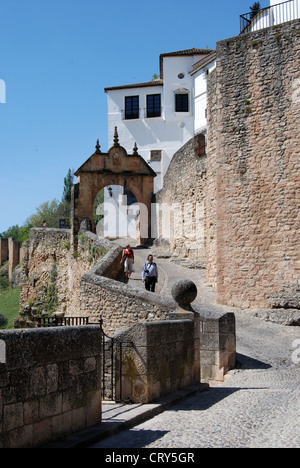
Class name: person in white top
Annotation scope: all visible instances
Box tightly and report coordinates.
[141,254,158,292]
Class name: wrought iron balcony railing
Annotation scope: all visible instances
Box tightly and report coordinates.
[240,0,300,34]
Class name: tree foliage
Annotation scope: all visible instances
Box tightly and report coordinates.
[0,169,74,240]
[0,312,8,329]
[62,168,74,205]
[26,199,63,228]
[250,2,261,19]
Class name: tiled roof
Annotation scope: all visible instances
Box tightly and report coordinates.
[104,80,163,92]
[159,48,215,80]
[104,48,215,92]
[189,51,217,75]
[160,48,215,57]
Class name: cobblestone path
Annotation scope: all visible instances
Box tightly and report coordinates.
[93,239,300,448]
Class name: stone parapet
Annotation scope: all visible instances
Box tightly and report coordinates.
[113,320,199,404]
[80,269,175,336]
[198,308,236,383]
[0,326,102,448]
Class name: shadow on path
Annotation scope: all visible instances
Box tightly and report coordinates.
[235,353,272,370]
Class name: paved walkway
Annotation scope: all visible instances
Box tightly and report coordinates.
[87,239,300,448]
[49,238,300,449]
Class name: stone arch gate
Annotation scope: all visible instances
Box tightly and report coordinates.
[71,129,156,245]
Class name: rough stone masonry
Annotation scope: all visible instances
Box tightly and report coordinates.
[206,19,300,309]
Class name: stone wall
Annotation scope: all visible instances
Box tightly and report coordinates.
[8,238,21,281]
[0,326,102,448]
[205,69,218,285]
[206,19,300,308]
[20,228,109,316]
[80,269,175,336]
[19,228,236,384]
[198,308,236,383]
[0,237,24,281]
[114,319,200,404]
[83,256,236,384]
[0,238,8,266]
[154,134,207,261]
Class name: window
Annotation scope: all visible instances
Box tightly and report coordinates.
[150,150,162,162]
[125,96,139,119]
[147,94,161,118]
[175,93,189,112]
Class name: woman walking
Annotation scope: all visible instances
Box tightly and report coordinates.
[121,244,135,280]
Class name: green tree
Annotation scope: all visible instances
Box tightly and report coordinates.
[0,168,75,237]
[0,225,20,240]
[62,169,74,205]
[0,312,8,329]
[26,199,62,228]
[0,224,32,242]
[250,2,261,19]
[60,168,74,228]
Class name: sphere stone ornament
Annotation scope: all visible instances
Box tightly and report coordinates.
[171,279,197,306]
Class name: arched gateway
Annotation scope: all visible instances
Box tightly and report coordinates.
[71,128,156,244]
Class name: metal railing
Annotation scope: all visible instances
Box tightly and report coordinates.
[240,0,300,34]
[99,317,134,403]
[37,316,90,327]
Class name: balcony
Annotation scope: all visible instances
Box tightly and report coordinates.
[240,0,300,34]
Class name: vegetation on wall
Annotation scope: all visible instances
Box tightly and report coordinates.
[44,262,59,312]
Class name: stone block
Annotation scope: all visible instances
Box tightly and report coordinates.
[3,402,23,432]
[0,326,102,448]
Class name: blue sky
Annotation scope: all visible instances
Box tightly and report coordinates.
[0,0,268,233]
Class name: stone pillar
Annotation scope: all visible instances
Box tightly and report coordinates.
[169,279,201,382]
[0,238,9,266]
[8,237,20,281]
[169,279,236,384]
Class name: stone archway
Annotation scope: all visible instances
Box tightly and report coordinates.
[71,128,156,245]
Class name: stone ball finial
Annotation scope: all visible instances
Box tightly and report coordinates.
[171,279,197,306]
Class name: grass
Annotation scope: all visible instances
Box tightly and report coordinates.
[0,286,21,329]
[0,262,20,329]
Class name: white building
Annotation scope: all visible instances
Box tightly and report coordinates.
[101,48,216,239]
[105,48,216,193]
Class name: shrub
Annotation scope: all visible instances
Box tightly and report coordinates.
[0,312,8,329]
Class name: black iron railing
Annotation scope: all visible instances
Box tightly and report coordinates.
[37,316,89,327]
[99,317,134,402]
[240,0,299,34]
